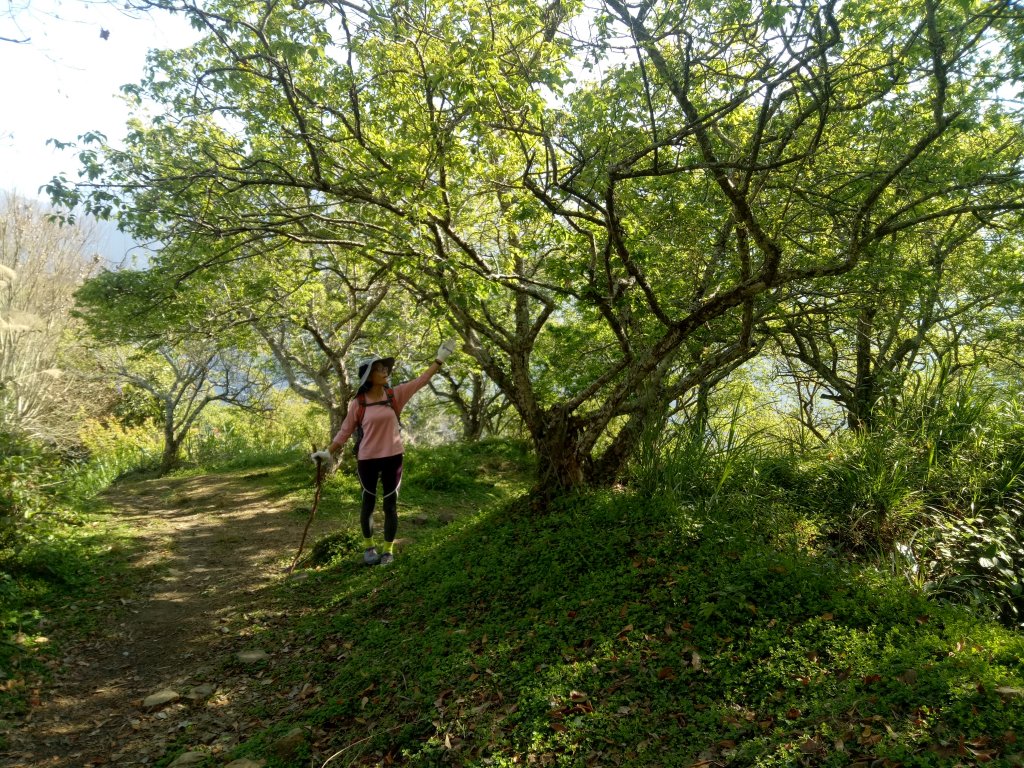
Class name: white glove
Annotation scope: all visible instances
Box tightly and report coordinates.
[310,449,333,465]
[436,339,457,363]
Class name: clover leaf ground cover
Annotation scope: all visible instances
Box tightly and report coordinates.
[241,457,1024,768]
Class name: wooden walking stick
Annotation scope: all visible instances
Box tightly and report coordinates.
[287,444,327,576]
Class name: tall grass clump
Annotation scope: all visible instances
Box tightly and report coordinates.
[814,367,995,537]
[805,365,1024,626]
[625,393,817,552]
[626,365,1024,627]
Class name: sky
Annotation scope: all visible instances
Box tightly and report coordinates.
[0,1,196,262]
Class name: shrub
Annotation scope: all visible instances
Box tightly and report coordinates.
[298,530,361,568]
[0,430,58,548]
[183,396,323,469]
[1,424,138,583]
[73,418,161,491]
[910,499,1024,628]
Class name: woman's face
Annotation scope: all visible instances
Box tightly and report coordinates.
[370,362,391,386]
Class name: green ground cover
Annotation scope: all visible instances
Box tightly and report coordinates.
[3,437,1022,766]
[226,442,1024,767]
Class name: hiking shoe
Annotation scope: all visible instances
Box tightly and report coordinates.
[363,547,381,566]
[378,552,394,566]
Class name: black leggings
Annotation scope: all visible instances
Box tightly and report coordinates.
[357,453,403,543]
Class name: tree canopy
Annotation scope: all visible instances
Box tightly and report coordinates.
[51,0,1024,490]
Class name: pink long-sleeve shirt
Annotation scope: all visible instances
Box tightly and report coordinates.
[330,370,434,460]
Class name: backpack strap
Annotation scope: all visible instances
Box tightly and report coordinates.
[357,389,402,428]
[385,387,403,431]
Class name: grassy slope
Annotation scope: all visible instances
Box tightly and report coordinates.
[230,443,1024,768]
[4,439,1022,766]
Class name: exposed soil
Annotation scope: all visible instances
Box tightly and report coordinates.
[5,469,339,768]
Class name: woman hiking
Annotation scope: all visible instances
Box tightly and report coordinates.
[311,340,457,565]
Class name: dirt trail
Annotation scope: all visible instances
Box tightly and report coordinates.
[6,469,335,768]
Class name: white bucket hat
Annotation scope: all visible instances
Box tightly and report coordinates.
[357,355,395,388]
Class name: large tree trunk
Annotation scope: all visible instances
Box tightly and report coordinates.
[848,374,876,431]
[849,306,878,431]
[460,372,487,441]
[531,410,586,497]
[328,402,347,442]
[160,422,182,476]
[462,411,485,442]
[587,414,644,486]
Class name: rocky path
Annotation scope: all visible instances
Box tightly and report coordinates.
[5,469,336,768]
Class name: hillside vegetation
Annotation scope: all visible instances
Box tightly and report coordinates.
[233,448,1024,767]
[4,436,1022,767]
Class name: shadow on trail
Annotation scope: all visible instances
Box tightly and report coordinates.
[14,464,339,768]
